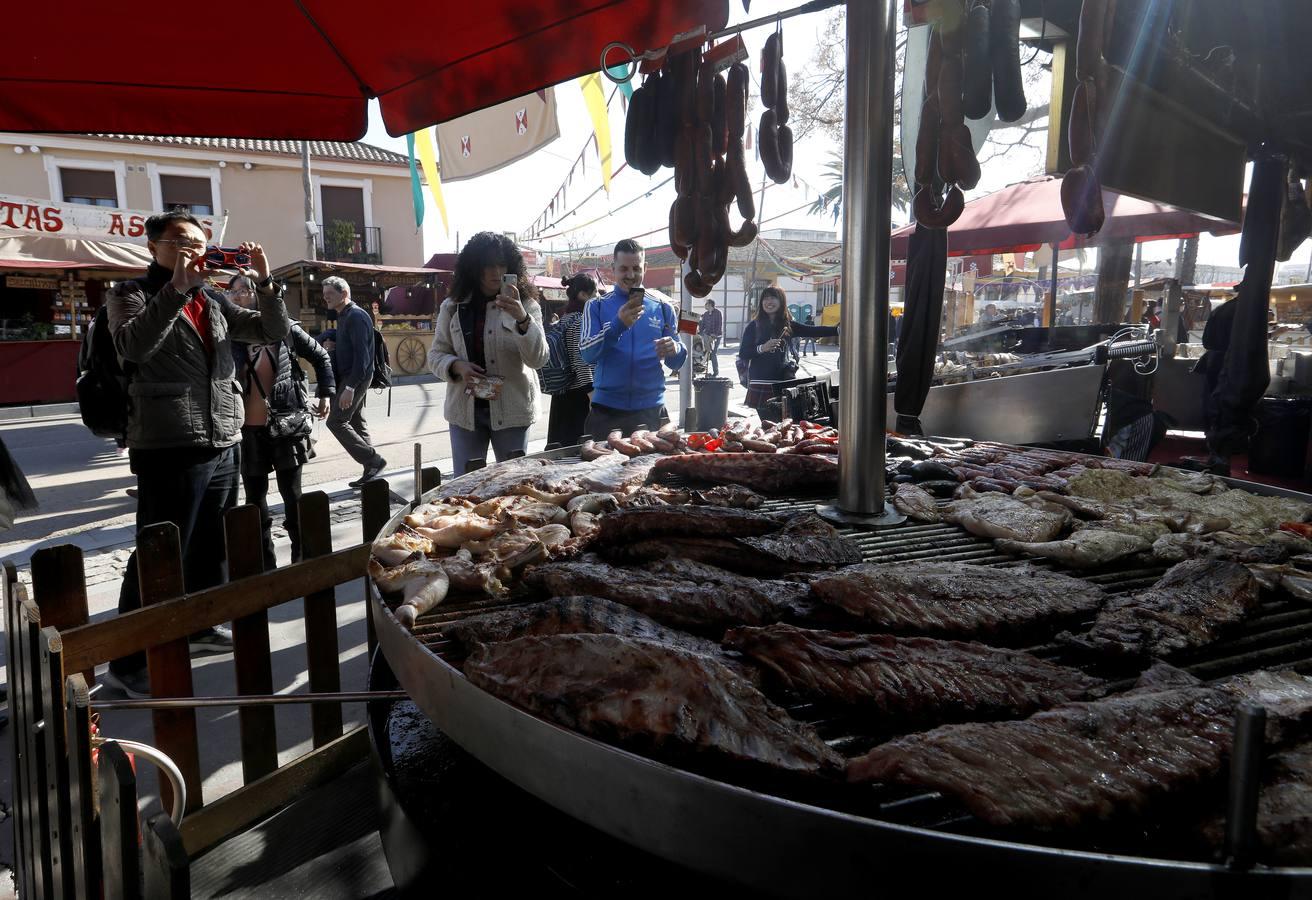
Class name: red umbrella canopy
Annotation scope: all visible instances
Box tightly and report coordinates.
[890,176,1240,260]
[0,1,727,138]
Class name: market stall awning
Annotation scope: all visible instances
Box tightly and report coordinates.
[0,1,728,138]
[890,177,1240,260]
[0,235,150,272]
[272,259,448,280]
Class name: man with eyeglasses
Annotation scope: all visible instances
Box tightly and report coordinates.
[103,208,289,698]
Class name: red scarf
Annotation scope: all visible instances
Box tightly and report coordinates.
[180,292,213,354]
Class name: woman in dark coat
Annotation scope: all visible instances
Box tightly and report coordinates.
[546,272,598,447]
[228,274,335,570]
[739,286,838,419]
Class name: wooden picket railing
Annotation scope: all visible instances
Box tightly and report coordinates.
[4,467,436,898]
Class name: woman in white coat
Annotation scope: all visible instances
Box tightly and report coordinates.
[428,231,548,475]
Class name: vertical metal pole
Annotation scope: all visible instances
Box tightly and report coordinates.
[821,0,902,525]
[1134,240,1143,287]
[678,260,693,427]
[1225,703,1266,870]
[303,142,317,261]
[1050,244,1060,321]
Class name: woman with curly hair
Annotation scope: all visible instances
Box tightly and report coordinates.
[428,231,548,475]
[738,286,837,419]
[546,272,598,447]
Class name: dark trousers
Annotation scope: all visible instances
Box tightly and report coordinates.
[583,403,668,440]
[328,387,383,468]
[112,445,240,676]
[243,465,304,571]
[547,385,593,447]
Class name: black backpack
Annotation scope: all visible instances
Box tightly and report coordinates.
[76,305,132,440]
[370,327,392,390]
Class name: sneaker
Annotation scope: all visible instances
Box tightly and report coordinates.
[189,624,234,654]
[104,667,151,699]
[349,458,387,488]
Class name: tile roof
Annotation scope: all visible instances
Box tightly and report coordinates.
[84,135,409,167]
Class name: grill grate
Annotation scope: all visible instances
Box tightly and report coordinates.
[394,458,1312,860]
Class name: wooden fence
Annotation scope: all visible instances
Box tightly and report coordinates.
[3,468,437,898]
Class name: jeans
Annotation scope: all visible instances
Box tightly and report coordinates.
[449,403,529,475]
[583,404,668,440]
[802,338,817,355]
[547,385,592,448]
[243,465,304,571]
[705,336,721,375]
[327,387,384,468]
[112,445,240,677]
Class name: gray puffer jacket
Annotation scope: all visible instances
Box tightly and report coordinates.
[107,262,289,450]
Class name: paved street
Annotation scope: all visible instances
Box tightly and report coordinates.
[0,342,839,885]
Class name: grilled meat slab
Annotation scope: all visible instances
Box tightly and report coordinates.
[891,483,940,523]
[1198,743,1312,865]
[602,512,860,575]
[811,561,1105,641]
[595,505,784,544]
[439,595,750,675]
[723,624,1101,724]
[524,557,812,630]
[464,634,842,776]
[652,452,838,494]
[942,494,1069,542]
[1063,558,1259,660]
[848,670,1312,830]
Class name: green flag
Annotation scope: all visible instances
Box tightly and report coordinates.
[606,64,634,100]
[406,132,425,228]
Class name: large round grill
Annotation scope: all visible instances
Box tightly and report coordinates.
[370,449,1312,897]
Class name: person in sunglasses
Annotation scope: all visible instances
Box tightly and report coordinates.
[103,208,289,699]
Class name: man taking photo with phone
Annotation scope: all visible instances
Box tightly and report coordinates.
[579,239,687,437]
[104,209,289,698]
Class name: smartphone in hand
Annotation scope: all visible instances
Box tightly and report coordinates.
[501,273,518,294]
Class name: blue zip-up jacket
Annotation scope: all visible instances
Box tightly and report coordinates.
[580,287,688,411]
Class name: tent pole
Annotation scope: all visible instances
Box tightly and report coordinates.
[820,0,901,525]
[1049,242,1059,326]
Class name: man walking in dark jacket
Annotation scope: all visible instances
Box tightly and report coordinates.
[323,277,387,485]
[105,209,289,698]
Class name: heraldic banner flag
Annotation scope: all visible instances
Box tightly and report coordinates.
[435,88,560,182]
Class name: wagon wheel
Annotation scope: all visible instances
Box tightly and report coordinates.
[396,337,427,375]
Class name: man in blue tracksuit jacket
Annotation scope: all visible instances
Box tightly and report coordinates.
[579,238,688,438]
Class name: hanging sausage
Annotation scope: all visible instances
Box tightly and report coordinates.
[1061,0,1114,236]
[758,30,793,185]
[669,40,758,298]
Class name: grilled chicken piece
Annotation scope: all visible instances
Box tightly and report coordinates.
[942,494,1069,542]
[1061,558,1259,660]
[994,530,1151,569]
[811,561,1104,643]
[465,634,842,776]
[724,624,1101,725]
[892,483,940,523]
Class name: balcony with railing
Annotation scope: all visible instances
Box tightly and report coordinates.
[317,222,382,264]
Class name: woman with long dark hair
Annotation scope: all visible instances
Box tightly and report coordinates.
[228,273,335,569]
[428,231,548,475]
[546,272,597,447]
[738,286,837,419]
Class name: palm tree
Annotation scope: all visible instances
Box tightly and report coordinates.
[809,151,913,223]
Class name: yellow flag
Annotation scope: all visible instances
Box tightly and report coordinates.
[413,126,450,235]
[577,73,612,194]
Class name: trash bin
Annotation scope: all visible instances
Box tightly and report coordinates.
[693,377,733,430]
[1248,396,1312,477]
